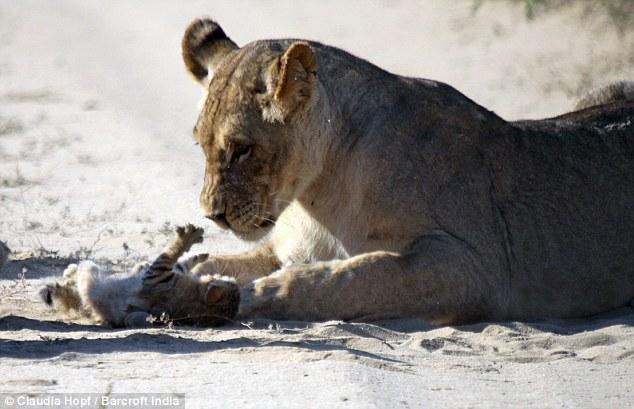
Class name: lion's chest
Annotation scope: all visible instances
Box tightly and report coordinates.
[271,202,349,265]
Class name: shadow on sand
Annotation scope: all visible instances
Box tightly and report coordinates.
[0,315,410,366]
[1,256,79,280]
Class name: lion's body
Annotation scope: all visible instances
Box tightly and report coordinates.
[181,19,634,324]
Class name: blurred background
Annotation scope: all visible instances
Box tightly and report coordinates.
[0,0,633,264]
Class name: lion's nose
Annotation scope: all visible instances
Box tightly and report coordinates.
[205,211,230,230]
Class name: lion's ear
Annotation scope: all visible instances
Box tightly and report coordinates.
[264,42,317,122]
[274,42,317,101]
[182,18,238,86]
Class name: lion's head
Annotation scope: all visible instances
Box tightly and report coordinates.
[182,18,321,240]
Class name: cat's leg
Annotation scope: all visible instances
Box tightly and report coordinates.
[143,224,204,285]
[62,263,78,282]
[174,253,209,273]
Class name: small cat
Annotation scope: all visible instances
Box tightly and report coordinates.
[40,224,239,327]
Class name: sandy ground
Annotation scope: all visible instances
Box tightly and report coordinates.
[1,1,633,408]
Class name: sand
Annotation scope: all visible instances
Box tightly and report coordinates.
[1,1,633,407]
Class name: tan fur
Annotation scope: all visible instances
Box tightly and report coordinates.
[182,18,634,324]
[182,18,238,85]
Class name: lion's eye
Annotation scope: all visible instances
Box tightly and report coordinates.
[231,144,252,164]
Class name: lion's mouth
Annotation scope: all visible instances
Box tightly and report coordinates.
[256,217,276,228]
[226,215,276,242]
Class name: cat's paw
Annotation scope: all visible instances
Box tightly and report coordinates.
[176,224,204,251]
[63,263,78,280]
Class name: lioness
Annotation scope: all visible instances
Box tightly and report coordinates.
[181,18,634,324]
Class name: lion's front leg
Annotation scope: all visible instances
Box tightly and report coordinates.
[190,241,281,286]
[239,233,501,324]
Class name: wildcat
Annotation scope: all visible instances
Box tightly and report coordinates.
[40,224,239,327]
